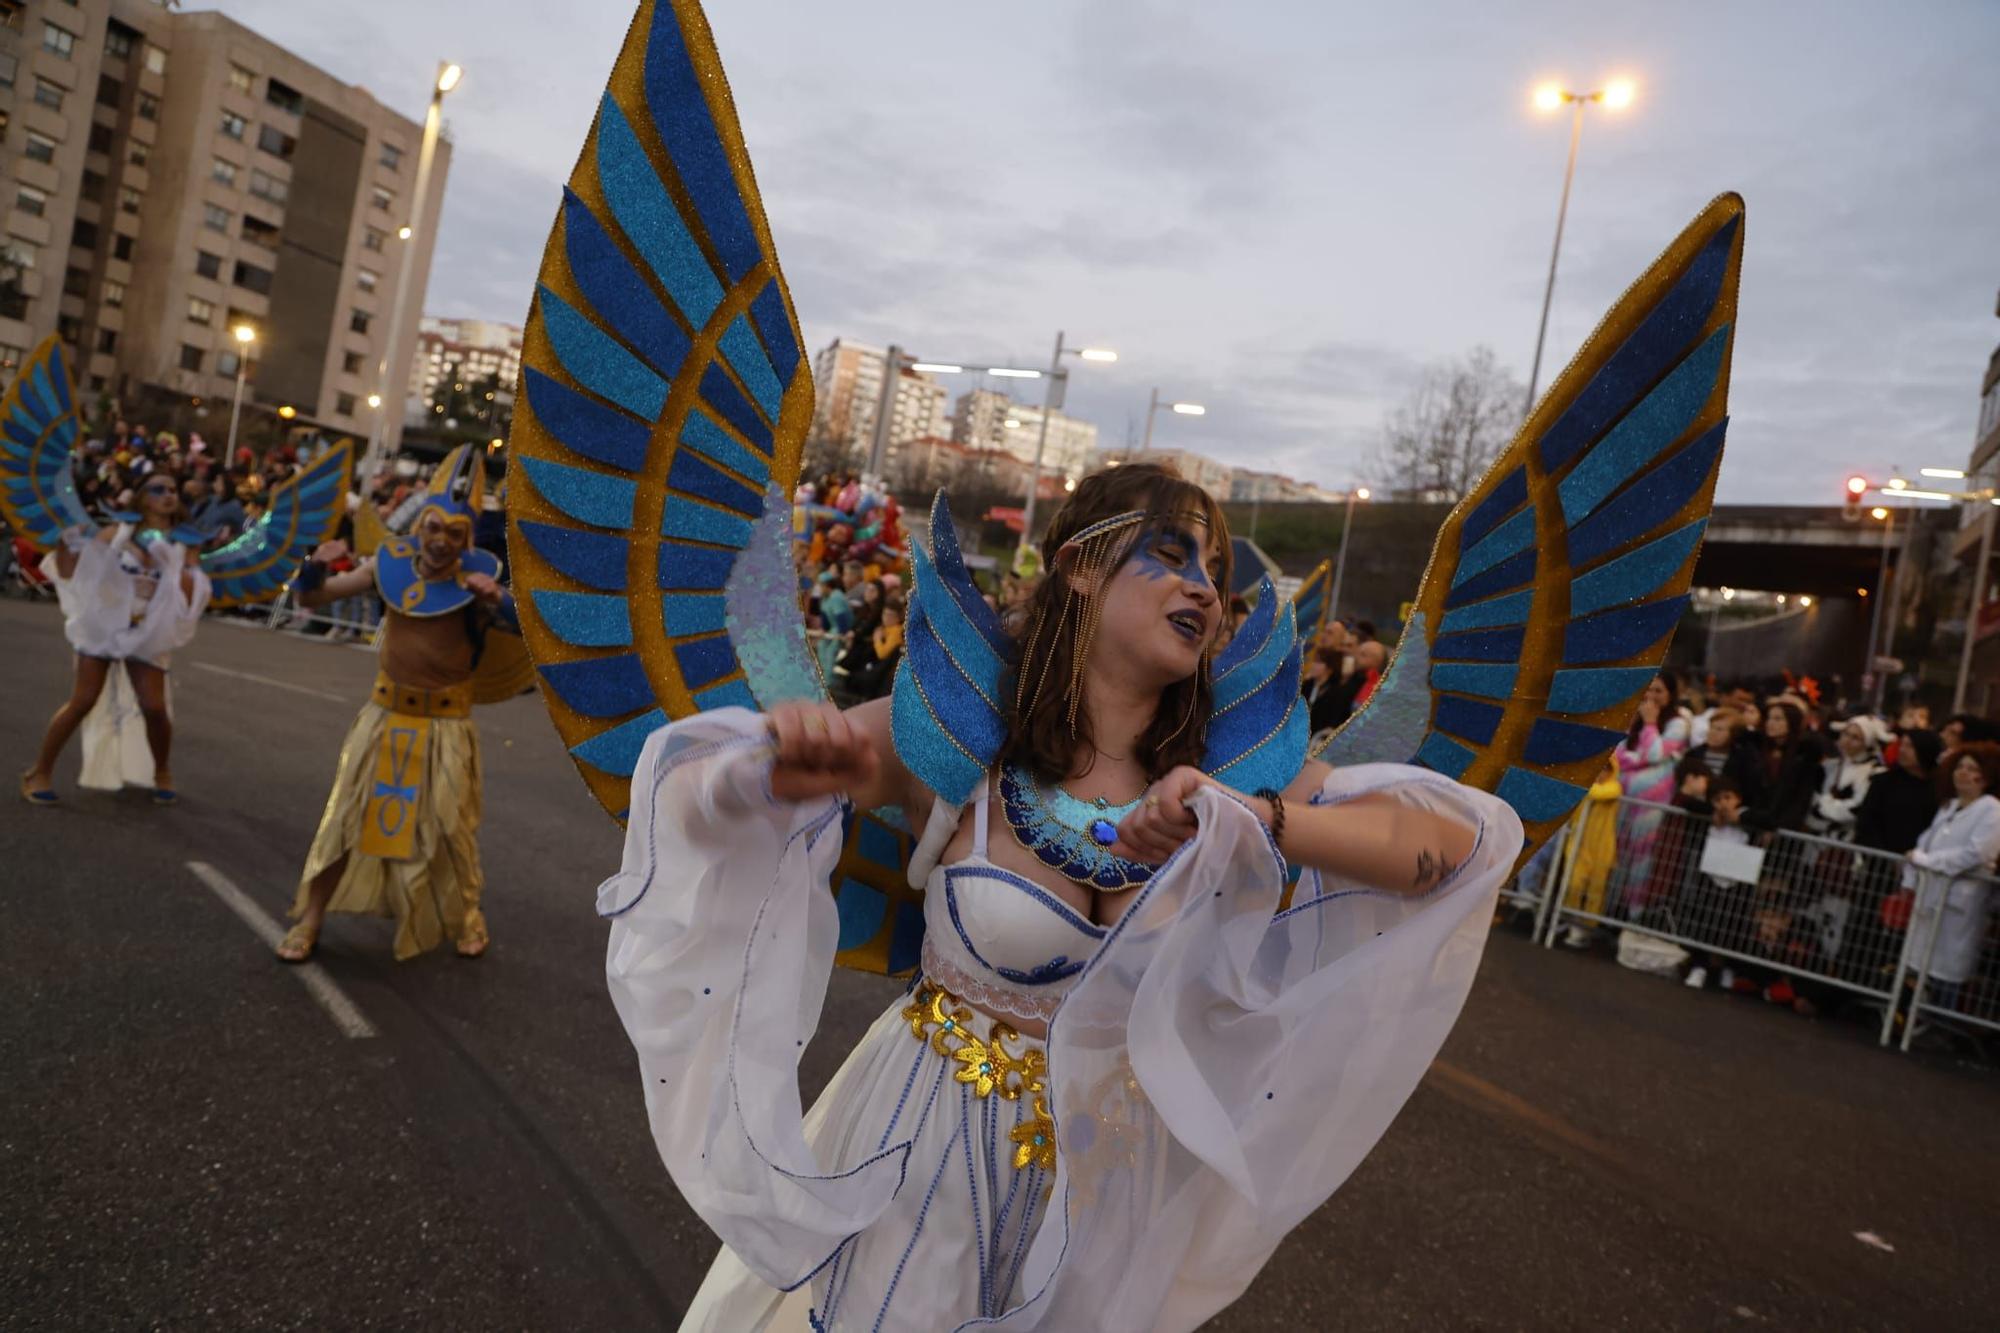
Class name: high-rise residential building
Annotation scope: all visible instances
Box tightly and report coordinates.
[0,0,446,453]
[406,314,521,426]
[1093,445,1235,496]
[953,386,1098,482]
[1230,468,1342,505]
[810,336,948,471]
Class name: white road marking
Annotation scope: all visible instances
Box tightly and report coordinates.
[185,861,377,1039]
[190,661,347,703]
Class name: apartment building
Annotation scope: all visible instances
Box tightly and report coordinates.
[1093,445,1234,496]
[1,0,446,453]
[810,337,950,469]
[952,386,1098,483]
[406,314,521,426]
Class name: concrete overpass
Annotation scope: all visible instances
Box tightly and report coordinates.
[1693,505,1905,597]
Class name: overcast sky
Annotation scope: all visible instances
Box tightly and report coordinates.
[213,0,2000,502]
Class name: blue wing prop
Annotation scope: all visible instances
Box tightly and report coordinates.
[0,335,91,551]
[1319,194,1744,862]
[1204,576,1308,792]
[200,441,353,608]
[1290,559,1332,659]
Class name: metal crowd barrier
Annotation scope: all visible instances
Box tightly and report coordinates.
[1894,868,2000,1052]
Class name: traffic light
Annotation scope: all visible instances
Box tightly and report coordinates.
[1843,475,1868,522]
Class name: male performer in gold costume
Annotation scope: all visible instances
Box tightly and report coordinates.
[276,448,527,962]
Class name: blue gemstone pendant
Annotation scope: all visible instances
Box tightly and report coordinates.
[1089,818,1118,846]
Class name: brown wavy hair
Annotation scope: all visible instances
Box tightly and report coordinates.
[999,461,1231,785]
[1936,741,2000,802]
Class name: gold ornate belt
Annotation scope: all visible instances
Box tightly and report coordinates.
[902,984,1055,1172]
[371,671,473,719]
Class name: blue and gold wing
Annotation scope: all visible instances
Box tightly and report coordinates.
[1290,559,1332,658]
[0,335,92,551]
[1204,575,1308,792]
[1319,193,1743,863]
[200,440,353,608]
[507,0,822,821]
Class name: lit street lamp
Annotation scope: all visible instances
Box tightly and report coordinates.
[225,324,256,458]
[1326,486,1372,627]
[366,59,462,478]
[1523,77,1636,418]
[1018,333,1117,568]
[1140,388,1205,451]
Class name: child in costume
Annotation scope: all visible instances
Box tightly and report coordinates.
[276,447,526,963]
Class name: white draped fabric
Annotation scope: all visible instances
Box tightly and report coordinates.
[603,709,1521,1331]
[41,524,210,665]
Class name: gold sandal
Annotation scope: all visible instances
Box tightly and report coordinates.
[276,922,318,963]
[456,909,490,959]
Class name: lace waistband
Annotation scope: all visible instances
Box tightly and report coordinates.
[921,937,1064,1025]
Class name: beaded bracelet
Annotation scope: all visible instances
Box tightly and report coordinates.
[1254,787,1286,853]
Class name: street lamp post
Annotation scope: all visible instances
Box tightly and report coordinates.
[225,323,256,458]
[1861,504,1894,707]
[1524,78,1635,418]
[1326,486,1371,625]
[365,59,462,479]
[1140,387,1205,451]
[1018,332,1116,564]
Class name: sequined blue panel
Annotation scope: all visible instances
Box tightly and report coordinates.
[669,450,762,517]
[1432,625,1526,662]
[748,282,800,390]
[570,707,669,777]
[1216,575,1277,677]
[1211,696,1307,796]
[904,616,1007,754]
[593,95,724,326]
[835,878,888,952]
[538,653,654,718]
[22,365,54,420]
[536,286,668,420]
[521,457,635,530]
[642,10,761,283]
[1444,548,1537,609]
[910,543,1004,696]
[1414,732,1477,779]
[699,362,774,455]
[892,661,987,806]
[889,901,926,975]
[1438,590,1533,634]
[1539,216,1737,474]
[680,408,771,487]
[1567,420,1727,568]
[718,313,784,422]
[1436,695,1504,745]
[1208,673,1306,781]
[522,368,651,475]
[519,520,628,591]
[1559,327,1729,526]
[1494,767,1591,823]
[1429,663,1518,700]
[1215,592,1294,711]
[562,188,693,383]
[654,542,734,590]
[721,483,822,708]
[48,357,72,412]
[674,635,737,689]
[693,678,758,711]
[1547,666,1661,714]
[1562,595,1690,665]
[1451,505,1536,589]
[1571,520,1706,617]
[1524,718,1627,765]
[661,501,752,548]
[928,497,1010,654]
[532,589,634,648]
[1461,465,1529,549]
[660,593,728,635]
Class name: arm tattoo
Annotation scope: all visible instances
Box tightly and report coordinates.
[1413,847,1447,889]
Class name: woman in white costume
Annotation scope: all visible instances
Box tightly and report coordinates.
[601,464,1522,1331]
[21,468,210,805]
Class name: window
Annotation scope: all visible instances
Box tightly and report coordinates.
[0,345,25,378]
[136,93,158,121]
[43,22,77,59]
[233,261,272,295]
[102,279,125,307]
[112,233,134,262]
[178,344,203,373]
[0,52,15,89]
[25,132,57,165]
[379,142,404,171]
[219,110,246,140]
[96,74,121,107]
[214,350,240,376]
[202,204,230,233]
[118,186,141,216]
[70,219,98,249]
[257,125,296,159]
[188,296,215,324]
[370,185,395,212]
[57,315,82,345]
[15,185,48,217]
[211,157,238,187]
[104,21,138,59]
[336,392,357,416]
[2,239,37,271]
[143,46,165,76]
[229,64,254,94]
[249,170,287,205]
[127,142,149,168]
[79,169,105,202]
[241,214,279,248]
[265,78,302,115]
[342,350,366,375]
[95,328,117,354]
[362,226,386,252]
[63,266,90,297]
[89,374,107,392]
[349,308,372,335]
[356,268,380,294]
[88,122,114,154]
[33,77,64,111]
[194,251,222,279]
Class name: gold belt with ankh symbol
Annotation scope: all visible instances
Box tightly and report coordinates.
[369,672,473,719]
[358,673,467,859]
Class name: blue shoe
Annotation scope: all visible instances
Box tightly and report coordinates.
[151,787,178,807]
[20,773,57,806]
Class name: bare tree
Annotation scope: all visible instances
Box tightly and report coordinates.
[1370,346,1523,502]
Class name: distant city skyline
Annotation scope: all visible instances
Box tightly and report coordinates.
[218,0,2000,501]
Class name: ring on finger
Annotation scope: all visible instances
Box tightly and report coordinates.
[1145,794,1159,809]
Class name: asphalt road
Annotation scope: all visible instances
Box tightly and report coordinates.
[3,596,1996,1331]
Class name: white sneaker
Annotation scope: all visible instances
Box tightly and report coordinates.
[1684,966,1708,990]
[1561,925,1592,950]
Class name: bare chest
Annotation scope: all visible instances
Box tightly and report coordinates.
[377,610,476,689]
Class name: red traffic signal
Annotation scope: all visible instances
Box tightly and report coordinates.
[1843,475,1868,521]
[1845,476,1869,496]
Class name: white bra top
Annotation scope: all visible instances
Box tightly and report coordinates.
[913,777,1106,1026]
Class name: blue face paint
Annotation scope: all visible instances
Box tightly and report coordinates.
[1120,519,1220,594]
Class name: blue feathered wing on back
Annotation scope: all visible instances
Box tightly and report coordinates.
[200,441,353,608]
[0,335,91,551]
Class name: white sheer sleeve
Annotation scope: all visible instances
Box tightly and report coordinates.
[599,708,912,1291]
